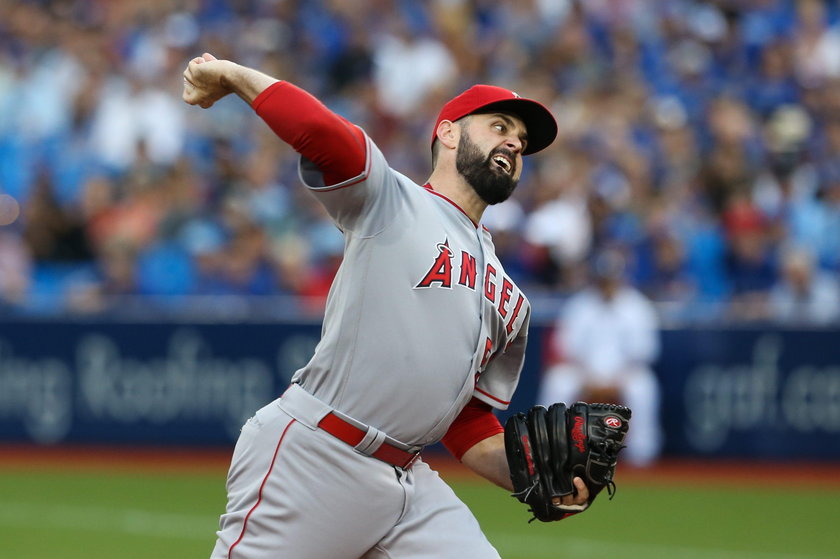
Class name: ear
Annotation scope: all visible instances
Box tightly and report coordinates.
[435,120,459,150]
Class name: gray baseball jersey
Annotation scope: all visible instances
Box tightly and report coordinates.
[211,130,530,559]
[293,132,530,444]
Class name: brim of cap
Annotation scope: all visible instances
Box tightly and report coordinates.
[473,98,558,155]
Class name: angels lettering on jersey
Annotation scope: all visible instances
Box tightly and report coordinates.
[414,238,528,370]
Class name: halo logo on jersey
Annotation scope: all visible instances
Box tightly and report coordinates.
[604,416,622,429]
[415,240,454,288]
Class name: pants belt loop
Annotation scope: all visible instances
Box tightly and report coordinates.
[354,426,387,457]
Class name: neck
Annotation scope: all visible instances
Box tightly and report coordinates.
[427,166,488,224]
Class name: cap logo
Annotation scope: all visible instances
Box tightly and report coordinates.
[604,416,622,429]
[512,91,521,98]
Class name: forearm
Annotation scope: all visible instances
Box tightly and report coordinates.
[219,62,279,106]
[460,433,513,492]
[183,53,278,109]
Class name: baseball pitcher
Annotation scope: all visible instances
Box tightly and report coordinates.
[183,52,629,558]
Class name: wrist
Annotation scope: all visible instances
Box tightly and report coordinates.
[217,61,240,94]
[221,62,279,106]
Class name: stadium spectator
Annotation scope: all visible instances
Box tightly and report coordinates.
[769,244,840,325]
[65,238,140,315]
[0,0,838,326]
[0,231,30,310]
[722,193,778,320]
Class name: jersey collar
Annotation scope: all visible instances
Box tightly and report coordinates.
[422,183,479,228]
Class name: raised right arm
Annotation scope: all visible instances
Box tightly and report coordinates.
[182,53,366,185]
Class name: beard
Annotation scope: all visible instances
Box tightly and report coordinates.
[455,130,519,205]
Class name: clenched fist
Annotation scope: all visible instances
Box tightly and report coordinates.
[182,52,233,108]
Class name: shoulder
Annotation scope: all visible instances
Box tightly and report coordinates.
[617,288,658,317]
[564,288,600,312]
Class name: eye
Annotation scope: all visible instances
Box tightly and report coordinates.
[494,122,507,133]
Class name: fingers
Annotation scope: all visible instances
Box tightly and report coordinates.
[182,89,208,107]
[181,69,198,105]
[554,477,589,507]
[182,60,206,106]
[182,88,215,109]
[572,477,589,504]
[182,53,221,107]
[192,53,216,65]
[549,477,590,509]
[183,65,197,87]
[184,53,218,78]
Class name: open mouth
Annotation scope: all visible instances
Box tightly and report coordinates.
[491,154,513,175]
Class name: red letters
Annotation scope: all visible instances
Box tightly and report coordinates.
[459,251,477,289]
[480,337,493,367]
[415,242,454,288]
[505,293,524,334]
[499,278,513,318]
[484,264,497,302]
[415,241,526,339]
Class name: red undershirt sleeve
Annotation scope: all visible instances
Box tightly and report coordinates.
[441,397,504,462]
[251,81,367,186]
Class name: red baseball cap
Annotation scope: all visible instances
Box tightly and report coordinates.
[432,84,558,155]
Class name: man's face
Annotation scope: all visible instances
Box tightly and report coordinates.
[455,113,527,205]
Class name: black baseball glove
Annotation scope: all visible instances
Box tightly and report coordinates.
[503,401,631,522]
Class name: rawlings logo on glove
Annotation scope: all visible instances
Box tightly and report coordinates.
[571,415,586,453]
[504,402,631,522]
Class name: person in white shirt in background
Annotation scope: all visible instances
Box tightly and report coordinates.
[768,244,840,326]
[537,248,663,466]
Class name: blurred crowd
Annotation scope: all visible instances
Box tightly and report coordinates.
[2,0,840,324]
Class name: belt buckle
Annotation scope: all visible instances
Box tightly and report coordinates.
[402,450,422,469]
